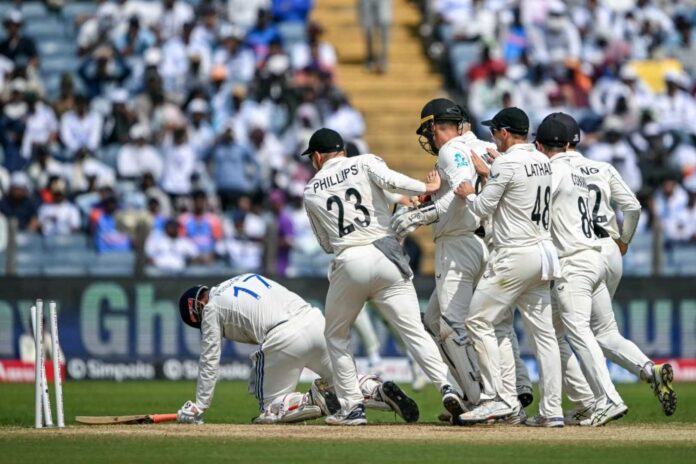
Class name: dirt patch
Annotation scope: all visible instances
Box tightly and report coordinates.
[2,423,696,444]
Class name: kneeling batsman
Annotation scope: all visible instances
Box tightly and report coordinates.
[176,274,419,425]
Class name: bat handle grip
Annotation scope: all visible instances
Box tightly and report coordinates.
[151,413,178,424]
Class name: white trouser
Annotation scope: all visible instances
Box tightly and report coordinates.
[466,245,562,418]
[423,234,487,403]
[593,238,651,376]
[324,244,450,409]
[354,305,381,359]
[249,308,334,410]
[554,249,623,409]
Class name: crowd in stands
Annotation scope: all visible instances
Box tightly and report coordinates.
[0,0,368,276]
[420,0,696,257]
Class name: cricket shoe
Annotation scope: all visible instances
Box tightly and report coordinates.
[651,363,677,416]
[517,386,534,408]
[325,404,367,426]
[488,402,527,425]
[563,406,593,426]
[378,381,420,423]
[580,401,628,427]
[441,386,466,423]
[525,415,564,428]
[458,399,513,425]
[309,378,341,416]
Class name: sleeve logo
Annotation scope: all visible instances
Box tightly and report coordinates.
[454,152,469,168]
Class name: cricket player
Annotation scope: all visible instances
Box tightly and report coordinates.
[302,128,463,425]
[533,116,628,427]
[454,108,563,427]
[175,274,419,425]
[549,112,677,421]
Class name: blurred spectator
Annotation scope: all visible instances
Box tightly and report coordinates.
[0,79,28,171]
[21,90,59,161]
[0,172,39,231]
[147,196,168,233]
[358,0,392,73]
[269,189,293,276]
[77,2,122,57]
[178,190,222,263]
[467,60,514,122]
[158,0,194,42]
[115,16,156,58]
[0,10,38,69]
[325,91,366,146]
[141,172,173,217]
[60,95,103,157]
[117,124,164,181]
[53,73,76,117]
[212,122,261,210]
[90,195,132,252]
[161,126,197,198]
[78,46,131,99]
[664,188,696,242]
[248,121,285,188]
[586,117,643,193]
[214,25,256,86]
[37,180,80,236]
[291,22,337,73]
[653,177,689,228]
[103,89,135,145]
[27,146,63,192]
[64,147,115,194]
[145,218,199,272]
[222,210,263,271]
[187,99,215,159]
[246,9,282,64]
[0,165,9,199]
[654,71,696,135]
[227,0,270,33]
[528,2,581,66]
[272,0,313,23]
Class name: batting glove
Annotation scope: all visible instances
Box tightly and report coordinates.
[390,202,439,238]
[177,401,205,425]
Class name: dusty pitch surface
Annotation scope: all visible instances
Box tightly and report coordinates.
[2,423,695,444]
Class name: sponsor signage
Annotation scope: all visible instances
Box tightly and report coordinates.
[0,277,694,381]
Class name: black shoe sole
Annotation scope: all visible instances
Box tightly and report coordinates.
[382,381,420,423]
[442,394,465,423]
[659,364,677,416]
[518,392,533,408]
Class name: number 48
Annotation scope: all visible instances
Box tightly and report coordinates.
[531,186,551,230]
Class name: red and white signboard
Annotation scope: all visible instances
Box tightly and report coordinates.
[0,360,65,383]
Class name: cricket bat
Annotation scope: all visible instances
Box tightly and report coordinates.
[75,413,178,425]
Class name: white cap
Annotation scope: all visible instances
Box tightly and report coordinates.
[619,66,638,81]
[266,55,290,76]
[110,88,129,104]
[10,78,27,93]
[4,10,23,24]
[97,2,119,19]
[187,98,209,114]
[144,47,162,66]
[10,171,30,189]
[548,1,566,15]
[219,24,244,40]
[129,124,149,140]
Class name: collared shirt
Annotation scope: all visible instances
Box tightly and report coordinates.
[431,132,495,239]
[465,143,553,248]
[304,154,426,254]
[196,274,313,408]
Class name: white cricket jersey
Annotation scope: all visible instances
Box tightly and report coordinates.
[549,152,601,258]
[432,132,495,240]
[304,154,427,254]
[565,150,641,241]
[465,143,553,248]
[196,274,313,409]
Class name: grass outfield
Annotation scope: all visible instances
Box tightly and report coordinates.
[1,381,694,463]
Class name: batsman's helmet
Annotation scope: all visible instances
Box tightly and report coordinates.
[179,285,209,329]
[417,98,469,155]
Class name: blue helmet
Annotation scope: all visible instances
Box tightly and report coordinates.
[179,285,208,329]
